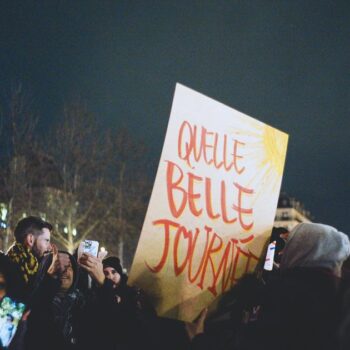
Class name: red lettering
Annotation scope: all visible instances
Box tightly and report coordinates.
[145,219,179,273]
[174,226,194,276]
[187,172,203,217]
[178,121,194,168]
[188,226,211,283]
[197,230,223,289]
[201,127,214,165]
[232,183,254,230]
[205,178,220,219]
[233,140,245,174]
[166,160,254,229]
[221,180,237,224]
[212,132,223,169]
[208,240,233,296]
[166,161,187,218]
[146,220,260,296]
[177,121,246,174]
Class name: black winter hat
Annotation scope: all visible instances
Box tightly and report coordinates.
[102,256,123,276]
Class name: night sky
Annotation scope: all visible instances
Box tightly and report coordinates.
[1,1,349,233]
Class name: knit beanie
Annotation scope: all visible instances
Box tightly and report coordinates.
[102,256,123,276]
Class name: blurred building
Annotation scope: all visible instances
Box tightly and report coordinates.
[274,193,312,231]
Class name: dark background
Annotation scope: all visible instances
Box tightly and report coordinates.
[1,0,349,233]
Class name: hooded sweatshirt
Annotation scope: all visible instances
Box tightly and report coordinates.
[280,223,350,274]
[191,223,350,350]
[257,223,350,350]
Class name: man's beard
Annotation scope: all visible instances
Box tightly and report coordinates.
[31,242,48,261]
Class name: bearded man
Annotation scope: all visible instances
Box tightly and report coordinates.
[7,216,52,287]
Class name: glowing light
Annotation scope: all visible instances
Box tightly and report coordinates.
[1,207,7,221]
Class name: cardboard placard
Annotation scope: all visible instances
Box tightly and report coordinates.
[129,83,288,321]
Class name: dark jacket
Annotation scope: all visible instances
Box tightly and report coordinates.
[193,268,343,350]
[25,251,191,350]
[244,267,341,350]
[101,277,191,350]
[25,252,82,350]
[25,252,117,350]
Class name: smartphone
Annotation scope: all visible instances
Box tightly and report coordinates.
[264,241,276,271]
[78,240,99,259]
[0,297,25,349]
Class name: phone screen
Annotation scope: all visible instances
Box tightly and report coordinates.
[78,240,99,259]
[0,297,25,348]
[264,241,276,271]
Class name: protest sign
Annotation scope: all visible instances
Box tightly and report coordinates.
[129,83,288,321]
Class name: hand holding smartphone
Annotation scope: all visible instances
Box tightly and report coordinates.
[77,240,99,260]
[78,240,105,286]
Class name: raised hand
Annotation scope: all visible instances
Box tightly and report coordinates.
[79,253,105,286]
[47,244,71,278]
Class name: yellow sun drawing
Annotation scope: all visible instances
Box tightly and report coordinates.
[229,121,288,207]
[261,125,289,178]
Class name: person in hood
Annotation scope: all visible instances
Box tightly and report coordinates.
[242,223,350,350]
[279,223,350,275]
[102,256,200,350]
[102,257,126,288]
[102,256,134,305]
[191,223,350,350]
[101,256,164,349]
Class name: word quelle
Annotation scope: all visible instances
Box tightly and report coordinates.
[178,120,245,173]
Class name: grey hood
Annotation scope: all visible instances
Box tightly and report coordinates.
[280,223,350,273]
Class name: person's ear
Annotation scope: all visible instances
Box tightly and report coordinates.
[25,233,35,248]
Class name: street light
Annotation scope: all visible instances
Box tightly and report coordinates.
[0,206,7,221]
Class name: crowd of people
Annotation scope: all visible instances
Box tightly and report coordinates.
[1,216,350,350]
